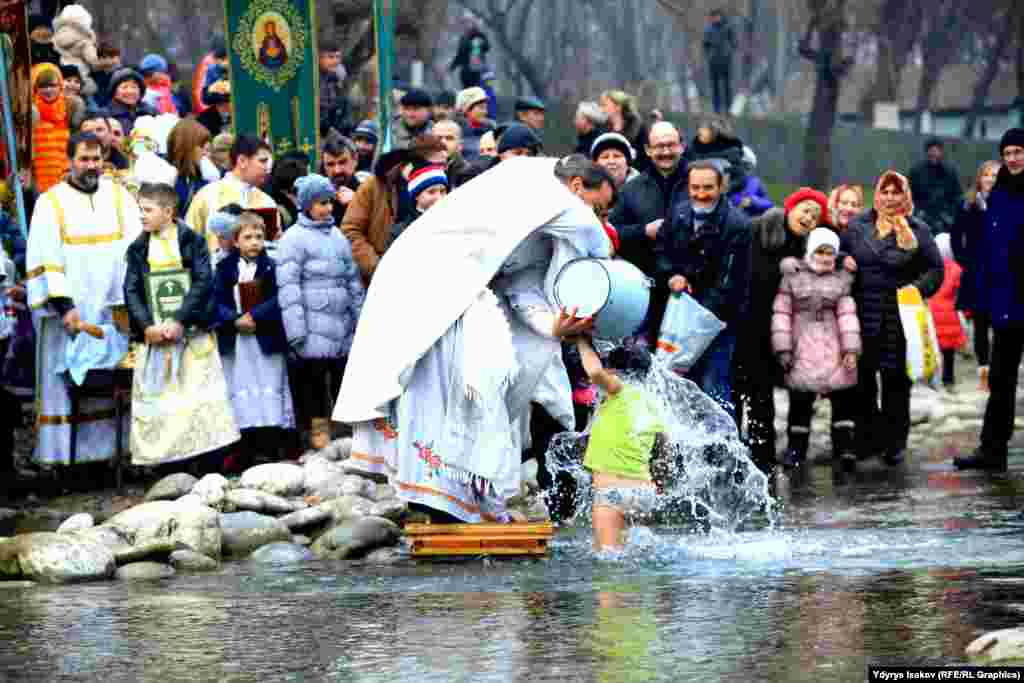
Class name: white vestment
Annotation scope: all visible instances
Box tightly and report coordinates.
[25,179,143,465]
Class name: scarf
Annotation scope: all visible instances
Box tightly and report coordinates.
[873,171,917,251]
[692,199,720,238]
[31,63,66,126]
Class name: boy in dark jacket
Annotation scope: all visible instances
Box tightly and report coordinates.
[213,211,294,466]
[655,160,751,416]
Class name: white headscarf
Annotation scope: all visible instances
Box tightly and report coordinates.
[806,227,840,262]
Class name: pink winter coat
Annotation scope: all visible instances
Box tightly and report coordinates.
[771,259,861,394]
[928,259,966,351]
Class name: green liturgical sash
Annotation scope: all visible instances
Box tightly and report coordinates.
[224,0,320,166]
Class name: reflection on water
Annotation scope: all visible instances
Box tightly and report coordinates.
[3,452,1024,681]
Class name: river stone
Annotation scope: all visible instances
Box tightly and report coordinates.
[278,505,332,531]
[362,547,405,565]
[103,501,222,559]
[249,542,315,564]
[239,463,305,497]
[145,472,199,502]
[302,458,349,499]
[191,473,231,509]
[220,512,291,557]
[113,538,181,565]
[115,562,175,581]
[3,532,116,583]
[292,535,311,546]
[368,500,407,523]
[370,484,398,502]
[319,437,352,462]
[168,550,219,572]
[966,627,1024,663]
[319,495,373,524]
[340,475,373,498]
[225,489,307,515]
[311,516,400,559]
[57,513,95,534]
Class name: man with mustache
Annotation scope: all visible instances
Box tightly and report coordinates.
[24,132,144,468]
[655,159,751,416]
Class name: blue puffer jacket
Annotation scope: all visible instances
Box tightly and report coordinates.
[974,168,1024,329]
[276,213,366,359]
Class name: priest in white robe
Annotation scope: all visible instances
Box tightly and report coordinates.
[25,133,143,465]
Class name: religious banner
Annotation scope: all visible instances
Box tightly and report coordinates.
[373,0,394,155]
[0,1,30,174]
[224,0,319,164]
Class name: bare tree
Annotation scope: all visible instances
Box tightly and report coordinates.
[799,0,854,188]
[857,0,923,121]
[962,7,1016,137]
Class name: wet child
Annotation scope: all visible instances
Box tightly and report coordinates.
[772,228,862,469]
[213,211,294,468]
[576,335,669,551]
[928,233,966,392]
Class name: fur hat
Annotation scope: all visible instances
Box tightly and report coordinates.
[805,227,840,260]
[407,164,448,202]
[294,174,336,212]
[130,151,178,187]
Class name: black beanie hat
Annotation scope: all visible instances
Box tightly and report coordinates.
[1000,128,1024,156]
[497,124,542,155]
[28,14,50,34]
[400,88,432,108]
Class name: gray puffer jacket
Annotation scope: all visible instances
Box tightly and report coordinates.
[276,213,366,359]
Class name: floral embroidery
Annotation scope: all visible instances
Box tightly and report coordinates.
[413,440,443,477]
[374,417,398,440]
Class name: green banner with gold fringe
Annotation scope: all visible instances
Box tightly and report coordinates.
[224,0,319,165]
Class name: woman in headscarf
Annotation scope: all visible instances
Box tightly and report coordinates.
[31,63,71,194]
[833,171,943,469]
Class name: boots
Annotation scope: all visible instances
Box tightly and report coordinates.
[781,428,810,468]
[832,424,857,473]
[953,445,1007,472]
[310,418,331,452]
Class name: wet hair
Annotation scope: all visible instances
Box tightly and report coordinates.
[137,182,179,211]
[606,343,653,377]
[67,132,102,159]
[230,134,272,167]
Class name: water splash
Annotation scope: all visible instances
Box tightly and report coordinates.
[544,362,777,543]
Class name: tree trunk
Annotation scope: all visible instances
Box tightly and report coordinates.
[801,20,846,188]
[963,19,1014,138]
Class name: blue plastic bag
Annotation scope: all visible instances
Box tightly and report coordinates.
[655,292,726,372]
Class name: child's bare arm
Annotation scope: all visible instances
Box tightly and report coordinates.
[576,336,623,395]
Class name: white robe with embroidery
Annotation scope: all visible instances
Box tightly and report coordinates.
[25,179,143,465]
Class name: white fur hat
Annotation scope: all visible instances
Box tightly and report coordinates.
[53,4,93,32]
[131,151,178,187]
[806,227,840,259]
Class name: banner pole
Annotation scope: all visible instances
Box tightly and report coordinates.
[373,0,394,156]
[0,37,27,241]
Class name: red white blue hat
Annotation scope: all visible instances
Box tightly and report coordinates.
[407,164,448,200]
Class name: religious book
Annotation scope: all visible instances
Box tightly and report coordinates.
[234,277,270,314]
[144,269,191,326]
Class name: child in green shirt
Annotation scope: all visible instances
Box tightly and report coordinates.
[576,336,670,551]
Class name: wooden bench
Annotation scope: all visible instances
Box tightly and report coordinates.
[405,522,555,558]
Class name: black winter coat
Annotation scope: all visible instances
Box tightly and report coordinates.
[123,222,215,341]
[908,160,963,234]
[839,211,943,370]
[608,166,685,277]
[655,196,752,327]
[949,198,984,311]
[212,251,287,356]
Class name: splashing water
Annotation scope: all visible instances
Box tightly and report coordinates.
[544,360,777,544]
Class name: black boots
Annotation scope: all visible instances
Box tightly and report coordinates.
[954,446,1008,473]
[832,424,857,472]
[781,429,810,468]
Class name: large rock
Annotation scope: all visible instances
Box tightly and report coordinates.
[0,532,116,583]
[113,538,181,565]
[168,550,219,572]
[103,501,222,559]
[224,489,307,515]
[368,500,408,523]
[966,627,1024,663]
[318,437,352,462]
[302,457,349,499]
[319,495,373,524]
[115,562,175,580]
[249,542,315,564]
[311,516,400,559]
[191,474,231,509]
[219,512,291,557]
[239,463,305,497]
[145,472,199,502]
[278,505,332,531]
[57,513,95,534]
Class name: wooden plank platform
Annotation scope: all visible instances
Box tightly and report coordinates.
[404,522,555,557]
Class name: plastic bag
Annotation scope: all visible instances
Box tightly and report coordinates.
[655,292,726,372]
[898,285,943,388]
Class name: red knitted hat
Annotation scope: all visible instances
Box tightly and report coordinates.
[784,187,831,226]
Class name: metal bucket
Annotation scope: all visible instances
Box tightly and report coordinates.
[553,258,651,340]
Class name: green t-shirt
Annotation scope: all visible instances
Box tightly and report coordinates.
[584,385,666,480]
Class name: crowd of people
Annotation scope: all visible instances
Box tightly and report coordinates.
[2,8,1024,550]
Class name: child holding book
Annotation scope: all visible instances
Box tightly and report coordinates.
[213,211,294,467]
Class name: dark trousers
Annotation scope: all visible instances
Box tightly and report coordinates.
[287,356,345,430]
[942,349,956,386]
[738,366,777,465]
[709,60,733,113]
[980,326,1024,455]
[833,355,912,456]
[788,390,856,432]
[974,312,992,366]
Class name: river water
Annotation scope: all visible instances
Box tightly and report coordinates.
[2,447,1024,682]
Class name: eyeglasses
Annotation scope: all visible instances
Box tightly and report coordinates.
[648,143,681,152]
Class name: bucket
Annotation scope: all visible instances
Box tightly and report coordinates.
[553,258,651,340]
